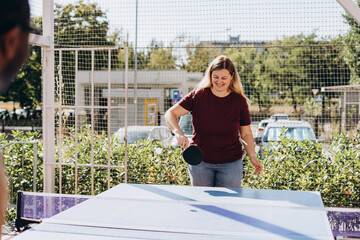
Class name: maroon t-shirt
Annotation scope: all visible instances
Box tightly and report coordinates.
[179,88,251,164]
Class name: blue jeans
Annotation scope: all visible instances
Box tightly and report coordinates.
[187,159,243,188]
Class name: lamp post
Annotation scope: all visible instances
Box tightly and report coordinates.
[134,0,138,124]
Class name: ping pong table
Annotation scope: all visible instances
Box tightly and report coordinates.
[12,184,334,240]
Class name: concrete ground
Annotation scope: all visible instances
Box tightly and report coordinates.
[2,222,17,239]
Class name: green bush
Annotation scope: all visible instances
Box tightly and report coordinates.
[126,140,189,185]
[2,127,359,224]
[1,130,43,204]
[56,126,189,195]
[242,132,360,207]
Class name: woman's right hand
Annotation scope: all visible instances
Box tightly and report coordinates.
[175,133,189,149]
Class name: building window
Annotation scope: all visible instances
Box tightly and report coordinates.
[164,88,176,111]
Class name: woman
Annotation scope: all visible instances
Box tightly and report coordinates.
[165,55,263,188]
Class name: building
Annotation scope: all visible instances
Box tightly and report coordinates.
[321,85,360,132]
[77,70,202,133]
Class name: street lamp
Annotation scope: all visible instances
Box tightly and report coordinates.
[134,0,138,124]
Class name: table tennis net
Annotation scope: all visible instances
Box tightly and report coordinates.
[327,209,360,238]
[14,191,360,238]
[15,191,91,231]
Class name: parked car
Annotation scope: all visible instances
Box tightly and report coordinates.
[114,126,173,147]
[255,118,273,143]
[0,109,8,120]
[32,107,42,119]
[10,108,28,119]
[171,113,193,147]
[257,120,324,159]
[255,113,291,144]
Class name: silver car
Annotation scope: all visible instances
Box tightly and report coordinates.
[114,126,173,147]
[255,113,290,144]
[255,118,273,143]
[258,120,323,159]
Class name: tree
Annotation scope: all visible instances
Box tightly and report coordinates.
[301,35,350,93]
[264,35,311,112]
[342,0,360,84]
[225,46,271,112]
[145,39,176,70]
[185,42,222,72]
[264,34,350,113]
[147,47,176,70]
[1,1,123,108]
[55,0,114,48]
[117,44,149,70]
[54,1,121,105]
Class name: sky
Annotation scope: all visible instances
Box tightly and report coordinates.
[29,0,350,48]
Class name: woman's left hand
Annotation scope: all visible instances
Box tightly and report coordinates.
[250,157,263,174]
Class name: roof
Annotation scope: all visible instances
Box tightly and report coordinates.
[271,113,289,117]
[265,120,311,128]
[122,126,167,131]
[321,85,360,92]
[115,125,169,133]
[270,113,290,120]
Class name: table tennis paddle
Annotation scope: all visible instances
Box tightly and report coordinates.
[182,145,203,165]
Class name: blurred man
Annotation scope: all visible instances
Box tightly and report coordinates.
[0,0,31,235]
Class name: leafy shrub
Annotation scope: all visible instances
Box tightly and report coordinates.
[56,126,189,195]
[1,130,43,204]
[2,128,359,224]
[243,132,360,207]
[126,140,189,185]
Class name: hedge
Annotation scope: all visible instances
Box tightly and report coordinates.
[2,128,359,222]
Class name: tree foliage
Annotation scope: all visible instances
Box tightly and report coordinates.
[185,42,222,72]
[264,35,310,112]
[54,1,120,105]
[342,0,360,84]
[143,39,176,69]
[0,0,355,112]
[303,37,350,89]
[225,46,271,112]
[54,0,113,48]
[262,34,349,112]
[117,44,149,70]
[1,1,120,108]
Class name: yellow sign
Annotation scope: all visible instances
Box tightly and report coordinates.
[144,99,157,126]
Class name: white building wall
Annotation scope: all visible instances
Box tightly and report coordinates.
[77,70,202,129]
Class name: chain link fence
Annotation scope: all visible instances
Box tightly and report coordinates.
[6,0,358,207]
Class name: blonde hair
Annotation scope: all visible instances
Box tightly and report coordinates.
[195,55,249,106]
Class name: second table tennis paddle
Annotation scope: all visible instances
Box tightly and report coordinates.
[182,145,203,165]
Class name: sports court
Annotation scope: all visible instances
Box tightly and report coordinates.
[2,0,360,239]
